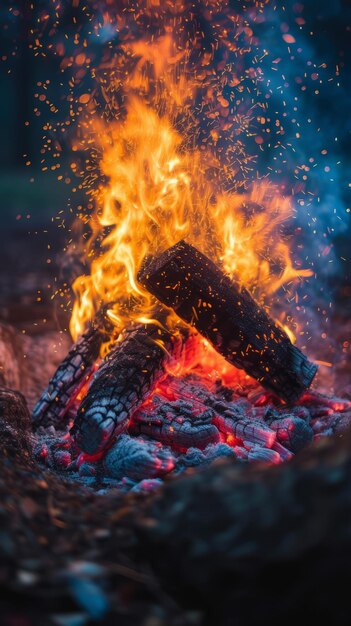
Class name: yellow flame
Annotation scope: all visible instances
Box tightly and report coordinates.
[278,322,296,345]
[70,35,312,343]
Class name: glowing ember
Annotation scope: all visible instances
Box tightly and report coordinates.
[33,361,351,492]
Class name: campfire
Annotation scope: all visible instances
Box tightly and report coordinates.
[26,21,350,491]
[31,236,350,491]
[0,2,350,624]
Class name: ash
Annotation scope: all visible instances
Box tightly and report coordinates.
[32,372,351,494]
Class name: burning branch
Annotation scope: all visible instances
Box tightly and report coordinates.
[71,311,187,455]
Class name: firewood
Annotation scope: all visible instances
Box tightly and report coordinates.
[138,240,318,403]
[71,314,186,455]
[32,307,114,429]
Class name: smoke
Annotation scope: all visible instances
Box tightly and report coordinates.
[228,1,351,366]
[248,2,350,283]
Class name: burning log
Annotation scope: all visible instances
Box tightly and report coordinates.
[71,315,186,454]
[138,240,318,403]
[299,390,351,413]
[32,307,114,429]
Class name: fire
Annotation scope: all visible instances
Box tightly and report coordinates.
[166,333,254,391]
[69,32,312,346]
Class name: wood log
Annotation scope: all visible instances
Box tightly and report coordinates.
[32,307,114,429]
[71,313,186,455]
[138,240,317,403]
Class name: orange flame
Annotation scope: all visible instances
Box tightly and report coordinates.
[70,34,312,344]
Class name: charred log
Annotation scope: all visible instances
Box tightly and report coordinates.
[138,240,317,403]
[32,308,114,429]
[71,316,186,455]
[213,412,276,448]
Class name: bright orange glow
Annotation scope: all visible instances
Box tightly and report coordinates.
[166,332,255,390]
[70,34,312,346]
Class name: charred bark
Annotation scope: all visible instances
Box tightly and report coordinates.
[71,315,186,455]
[138,240,317,403]
[32,308,114,429]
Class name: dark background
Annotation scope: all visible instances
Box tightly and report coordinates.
[0,0,350,328]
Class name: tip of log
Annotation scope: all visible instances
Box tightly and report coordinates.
[138,240,209,308]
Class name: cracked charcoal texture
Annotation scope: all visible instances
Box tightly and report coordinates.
[213,413,276,447]
[138,240,318,403]
[175,443,236,472]
[72,321,184,454]
[130,404,220,450]
[32,310,113,429]
[104,433,175,481]
[266,416,314,453]
[165,378,277,448]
